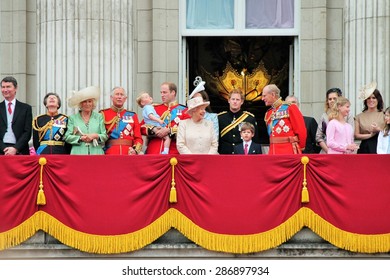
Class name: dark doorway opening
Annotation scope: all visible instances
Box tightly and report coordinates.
[187,36,294,144]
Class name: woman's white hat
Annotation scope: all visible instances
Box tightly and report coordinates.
[68,86,100,108]
[359,81,377,100]
[189,81,206,99]
[187,96,210,113]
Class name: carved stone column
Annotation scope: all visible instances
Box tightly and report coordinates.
[344,0,390,114]
[36,0,133,115]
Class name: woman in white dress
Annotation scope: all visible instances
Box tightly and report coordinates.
[176,96,218,154]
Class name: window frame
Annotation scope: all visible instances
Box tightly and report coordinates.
[180,0,300,36]
[178,0,301,104]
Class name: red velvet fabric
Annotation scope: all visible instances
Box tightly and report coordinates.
[0,157,40,231]
[0,154,389,236]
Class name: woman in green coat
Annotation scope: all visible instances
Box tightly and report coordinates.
[65,86,108,155]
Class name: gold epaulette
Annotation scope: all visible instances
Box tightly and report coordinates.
[99,108,110,113]
[218,111,227,116]
[32,113,68,123]
[243,111,255,117]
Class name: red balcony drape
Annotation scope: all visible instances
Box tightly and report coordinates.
[0,154,389,254]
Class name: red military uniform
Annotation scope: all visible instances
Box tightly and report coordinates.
[141,101,189,154]
[264,99,307,154]
[100,107,143,155]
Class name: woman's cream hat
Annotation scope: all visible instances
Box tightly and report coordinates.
[187,96,210,113]
[68,86,100,108]
[359,81,377,100]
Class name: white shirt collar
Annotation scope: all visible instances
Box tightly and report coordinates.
[243,140,252,147]
[6,99,15,106]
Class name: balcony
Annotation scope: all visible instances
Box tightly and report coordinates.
[1,154,389,258]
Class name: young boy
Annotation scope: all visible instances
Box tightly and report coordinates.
[136,92,171,154]
[234,122,262,154]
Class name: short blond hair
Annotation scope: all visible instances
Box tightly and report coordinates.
[328,96,350,121]
[136,92,150,108]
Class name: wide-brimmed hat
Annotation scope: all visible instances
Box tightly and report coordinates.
[68,86,100,108]
[187,96,210,113]
[189,81,206,99]
[359,81,377,100]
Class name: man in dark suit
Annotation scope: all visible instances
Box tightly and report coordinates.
[0,76,32,155]
[285,95,320,154]
[218,89,260,154]
[233,122,262,155]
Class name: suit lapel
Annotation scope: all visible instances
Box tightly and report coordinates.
[248,143,259,154]
[0,101,6,125]
[12,100,20,123]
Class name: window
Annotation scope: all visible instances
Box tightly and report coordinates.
[179,0,300,128]
[246,0,294,29]
[186,0,234,29]
[182,0,298,35]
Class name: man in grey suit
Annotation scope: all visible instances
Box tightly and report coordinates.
[0,76,32,155]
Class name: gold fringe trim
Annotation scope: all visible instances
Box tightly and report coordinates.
[303,207,390,253]
[1,208,390,254]
[0,213,40,251]
[169,208,304,254]
[36,211,172,254]
[172,208,390,254]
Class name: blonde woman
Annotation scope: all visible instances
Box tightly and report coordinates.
[315,88,354,153]
[64,86,107,155]
[326,97,359,154]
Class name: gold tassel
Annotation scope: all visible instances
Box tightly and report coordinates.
[37,157,47,206]
[37,187,46,205]
[169,157,178,203]
[301,186,309,203]
[170,186,177,203]
[301,156,310,203]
